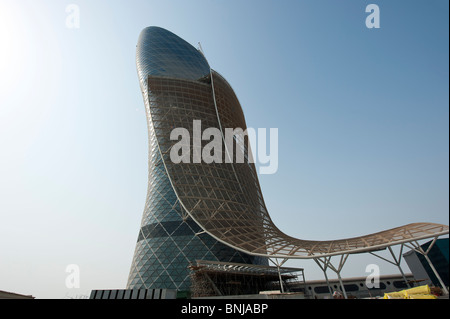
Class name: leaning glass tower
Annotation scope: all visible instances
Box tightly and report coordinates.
[127,27,267,291]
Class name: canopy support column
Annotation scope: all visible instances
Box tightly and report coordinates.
[314,254,350,299]
[314,257,333,298]
[369,244,411,288]
[269,258,288,293]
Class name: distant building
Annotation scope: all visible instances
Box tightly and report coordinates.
[0,290,35,299]
[403,238,449,287]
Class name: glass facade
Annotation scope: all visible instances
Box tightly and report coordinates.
[127,27,267,291]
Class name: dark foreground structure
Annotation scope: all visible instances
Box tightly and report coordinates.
[127,26,449,297]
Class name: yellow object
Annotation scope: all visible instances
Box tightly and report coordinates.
[384,285,436,300]
[384,291,406,299]
[404,285,431,296]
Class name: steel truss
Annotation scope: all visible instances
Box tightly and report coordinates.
[310,236,449,299]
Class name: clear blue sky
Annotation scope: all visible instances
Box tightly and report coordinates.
[0,0,448,298]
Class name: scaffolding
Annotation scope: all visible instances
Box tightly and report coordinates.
[189,260,306,298]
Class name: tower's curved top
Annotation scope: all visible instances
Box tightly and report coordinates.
[136,26,210,84]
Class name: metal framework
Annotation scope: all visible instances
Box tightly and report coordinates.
[189,260,305,297]
[145,73,448,260]
[312,236,449,298]
[135,27,449,296]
